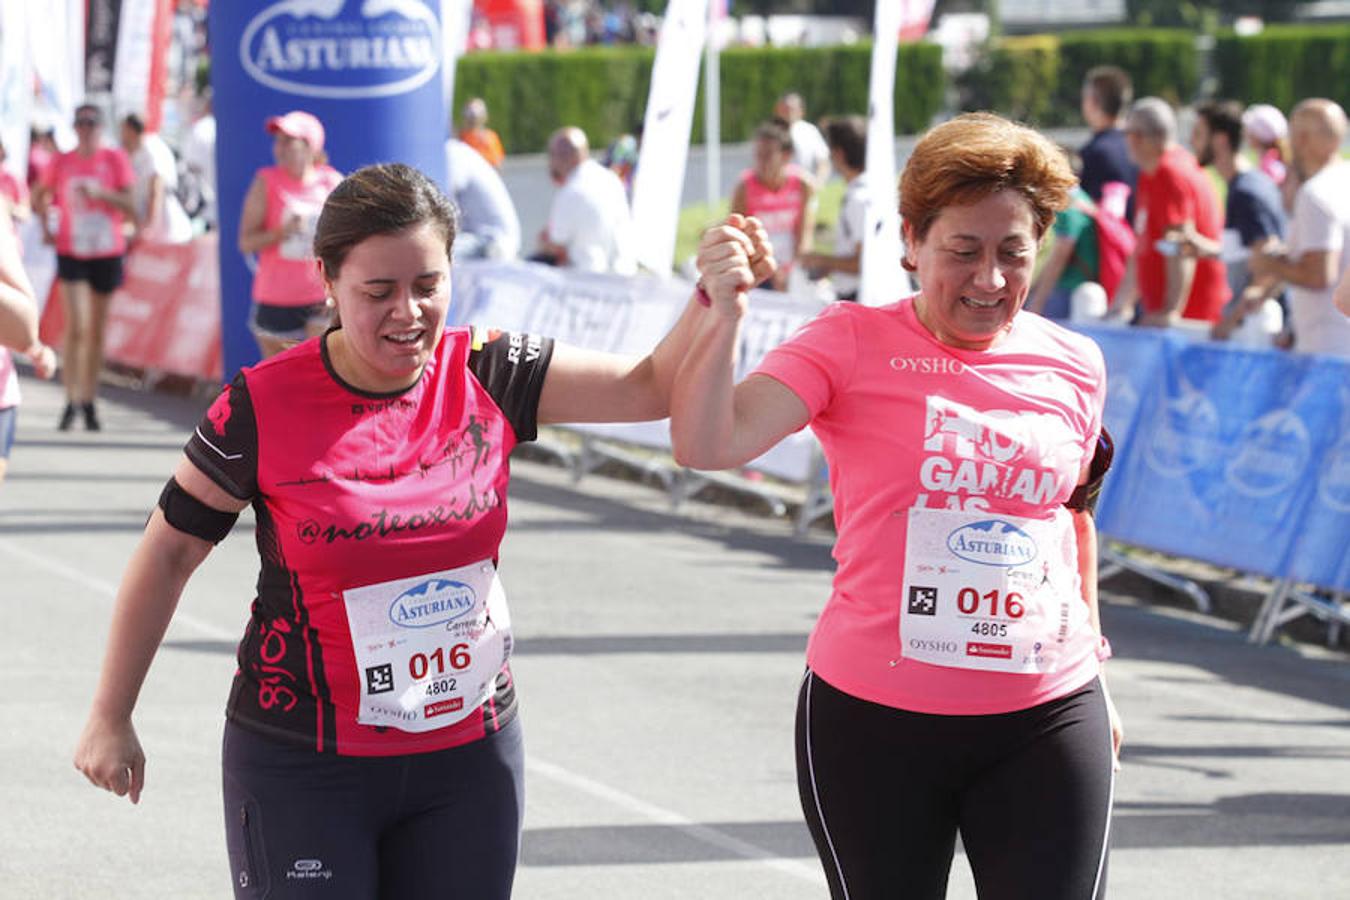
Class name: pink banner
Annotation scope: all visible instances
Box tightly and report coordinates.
[40,233,224,381]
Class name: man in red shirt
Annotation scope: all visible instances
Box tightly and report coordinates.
[1110,97,1229,325]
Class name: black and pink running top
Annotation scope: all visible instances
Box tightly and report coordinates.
[186,326,553,756]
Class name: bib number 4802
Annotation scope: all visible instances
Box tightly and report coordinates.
[409,642,472,680]
[956,587,1025,619]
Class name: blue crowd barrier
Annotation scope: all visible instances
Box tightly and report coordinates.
[1082,325,1350,593]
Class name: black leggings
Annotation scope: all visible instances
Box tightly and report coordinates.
[222,717,524,899]
[796,672,1114,900]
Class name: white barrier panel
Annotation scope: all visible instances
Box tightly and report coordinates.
[449,261,827,482]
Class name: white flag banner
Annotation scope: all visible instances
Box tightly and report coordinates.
[630,0,709,276]
[27,0,84,150]
[0,0,33,176]
[440,0,474,129]
[111,0,156,119]
[860,0,911,306]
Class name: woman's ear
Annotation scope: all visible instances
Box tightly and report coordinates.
[901,221,918,273]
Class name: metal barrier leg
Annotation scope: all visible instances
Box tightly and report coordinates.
[1099,545,1212,614]
[1249,579,1292,644]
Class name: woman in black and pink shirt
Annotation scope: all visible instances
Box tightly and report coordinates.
[74,162,772,899]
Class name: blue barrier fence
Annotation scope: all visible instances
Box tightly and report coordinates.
[1084,326,1350,593]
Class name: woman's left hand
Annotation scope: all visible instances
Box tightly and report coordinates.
[1104,682,1124,772]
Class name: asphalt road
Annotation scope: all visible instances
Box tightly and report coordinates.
[1,371,1348,899]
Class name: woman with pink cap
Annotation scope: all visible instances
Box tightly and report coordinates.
[1243,103,1290,187]
[237,110,343,359]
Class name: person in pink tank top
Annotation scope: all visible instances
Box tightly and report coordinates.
[673,114,1121,900]
[238,110,343,359]
[732,118,815,291]
[0,194,57,486]
[32,104,135,432]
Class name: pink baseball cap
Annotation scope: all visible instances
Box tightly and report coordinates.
[266,110,325,152]
[1242,104,1287,145]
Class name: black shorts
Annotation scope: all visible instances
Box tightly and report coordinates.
[797,670,1114,900]
[56,254,124,294]
[248,301,331,342]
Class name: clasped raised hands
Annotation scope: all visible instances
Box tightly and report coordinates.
[695,214,776,318]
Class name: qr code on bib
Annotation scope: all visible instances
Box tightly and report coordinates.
[365,664,394,695]
[908,586,938,616]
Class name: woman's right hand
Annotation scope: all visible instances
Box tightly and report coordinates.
[696,214,776,318]
[74,713,146,804]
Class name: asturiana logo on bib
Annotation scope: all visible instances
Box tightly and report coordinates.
[946,520,1038,567]
[241,0,441,99]
[389,578,475,628]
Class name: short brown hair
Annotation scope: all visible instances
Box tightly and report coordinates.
[1083,66,1133,120]
[899,113,1075,243]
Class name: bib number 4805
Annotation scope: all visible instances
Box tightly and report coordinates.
[956,587,1025,619]
[409,643,472,680]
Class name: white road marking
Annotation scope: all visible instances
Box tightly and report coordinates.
[526,755,826,886]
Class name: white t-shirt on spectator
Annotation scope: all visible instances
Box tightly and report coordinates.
[1287,161,1350,358]
[446,138,521,259]
[547,159,636,275]
[182,114,217,228]
[831,173,867,298]
[789,119,829,182]
[131,134,192,243]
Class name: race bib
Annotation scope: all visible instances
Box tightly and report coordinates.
[278,202,321,260]
[342,559,511,733]
[899,507,1088,674]
[70,177,116,256]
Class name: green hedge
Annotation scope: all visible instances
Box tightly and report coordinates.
[452,42,944,154]
[960,28,1199,127]
[1215,25,1350,113]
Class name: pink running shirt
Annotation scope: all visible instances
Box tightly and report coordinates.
[740,165,807,267]
[251,164,343,306]
[42,147,135,259]
[753,297,1107,715]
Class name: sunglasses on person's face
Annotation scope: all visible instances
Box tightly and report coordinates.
[74,117,99,128]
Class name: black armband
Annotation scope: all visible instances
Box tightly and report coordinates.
[158,478,239,544]
[1065,427,1114,516]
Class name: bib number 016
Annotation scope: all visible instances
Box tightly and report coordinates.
[409,643,472,680]
[956,587,1025,619]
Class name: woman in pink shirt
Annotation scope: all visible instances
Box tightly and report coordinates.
[33,104,136,431]
[237,110,343,359]
[674,114,1120,900]
[731,118,815,291]
[0,193,56,486]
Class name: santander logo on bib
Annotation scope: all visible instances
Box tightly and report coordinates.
[946,519,1038,567]
[241,0,441,99]
[389,578,476,628]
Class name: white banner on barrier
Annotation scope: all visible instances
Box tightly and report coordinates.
[860,0,911,307]
[630,0,710,276]
[450,260,825,481]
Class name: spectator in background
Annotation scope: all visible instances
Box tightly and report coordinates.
[603,131,639,197]
[459,98,505,170]
[798,115,866,301]
[0,140,31,227]
[237,110,343,359]
[1112,98,1229,326]
[1248,99,1350,358]
[32,104,136,432]
[119,114,192,244]
[1079,66,1138,208]
[534,126,635,274]
[1172,100,1287,343]
[1243,103,1289,187]
[1027,181,1099,320]
[774,93,830,187]
[26,124,57,191]
[181,91,217,231]
[732,118,814,292]
[445,137,521,260]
